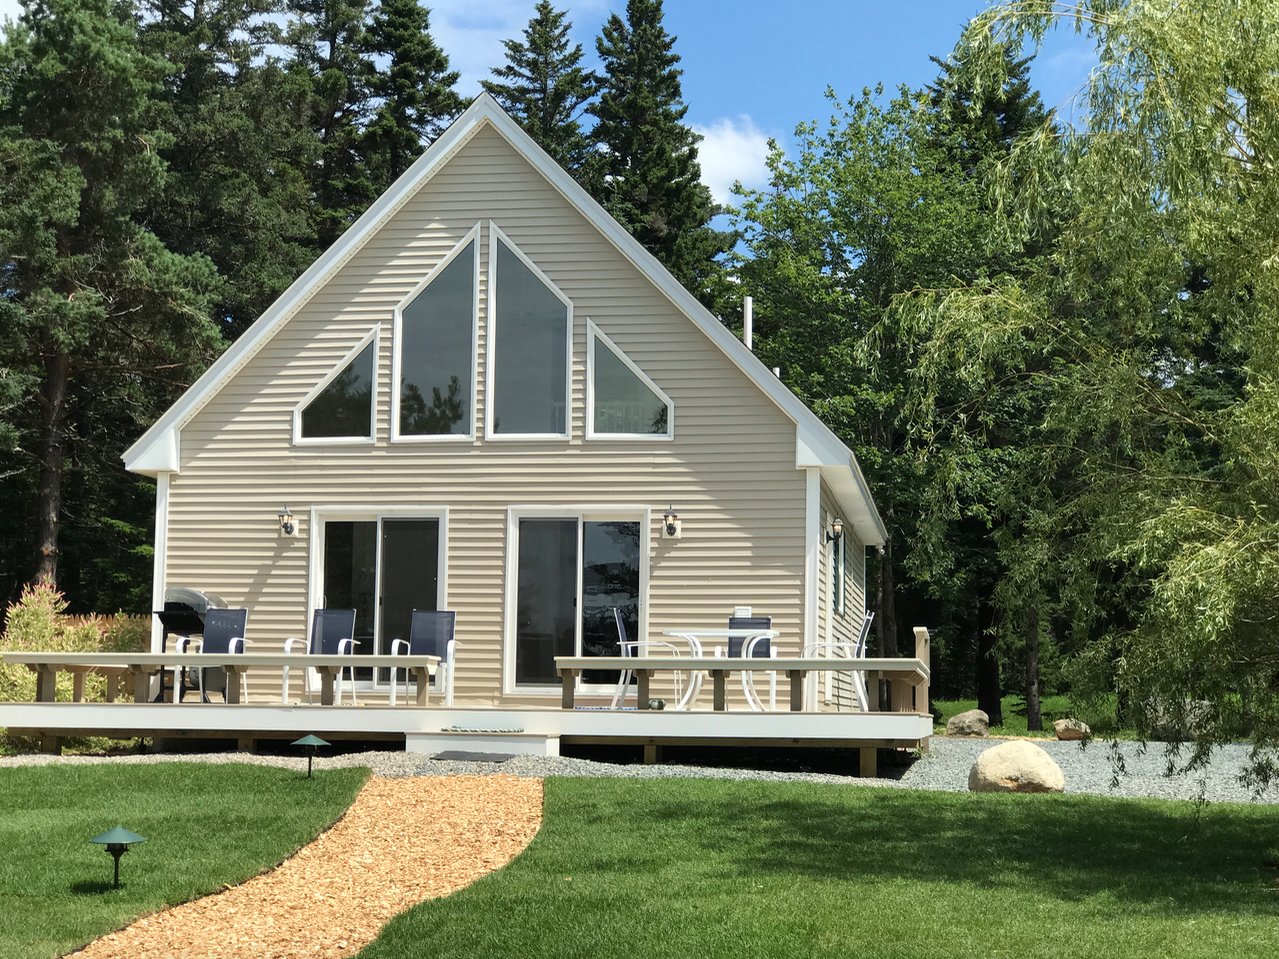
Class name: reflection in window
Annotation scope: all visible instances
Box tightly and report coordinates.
[399,239,474,436]
[592,334,671,436]
[301,342,374,438]
[492,239,568,435]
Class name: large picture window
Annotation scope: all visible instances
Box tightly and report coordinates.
[393,228,478,439]
[294,329,377,443]
[587,322,673,439]
[489,228,571,437]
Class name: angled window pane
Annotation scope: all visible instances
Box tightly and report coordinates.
[492,241,567,435]
[593,336,670,435]
[301,343,374,438]
[400,240,474,436]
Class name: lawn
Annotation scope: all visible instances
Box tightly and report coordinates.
[359,777,1278,959]
[934,693,1123,737]
[0,762,367,959]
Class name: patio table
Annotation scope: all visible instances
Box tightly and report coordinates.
[0,652,439,707]
[555,654,929,712]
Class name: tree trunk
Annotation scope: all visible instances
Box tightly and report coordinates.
[976,596,1002,725]
[34,350,70,586]
[878,505,899,658]
[1025,602,1041,731]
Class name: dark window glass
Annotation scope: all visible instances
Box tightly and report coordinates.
[301,343,374,438]
[492,241,567,435]
[514,519,578,685]
[400,241,474,435]
[593,338,669,434]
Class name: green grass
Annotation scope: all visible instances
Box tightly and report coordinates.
[358,777,1279,959]
[0,762,368,959]
[934,693,1124,737]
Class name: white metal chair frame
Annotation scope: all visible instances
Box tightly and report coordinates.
[610,609,705,711]
[803,610,875,711]
[390,611,458,707]
[174,608,250,704]
[718,633,779,712]
[281,610,357,704]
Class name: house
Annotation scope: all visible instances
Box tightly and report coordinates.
[120,95,894,723]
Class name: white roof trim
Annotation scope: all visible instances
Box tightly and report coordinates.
[121,93,886,543]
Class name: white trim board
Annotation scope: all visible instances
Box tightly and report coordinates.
[121,94,885,545]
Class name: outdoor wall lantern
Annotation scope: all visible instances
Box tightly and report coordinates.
[278,505,296,537]
[89,826,146,889]
[825,517,844,545]
[293,734,329,778]
[662,505,682,540]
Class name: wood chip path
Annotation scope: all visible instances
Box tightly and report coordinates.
[71,775,543,959]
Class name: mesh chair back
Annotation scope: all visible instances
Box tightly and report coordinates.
[311,608,356,655]
[613,607,630,655]
[854,611,875,657]
[201,608,248,654]
[727,615,772,657]
[407,610,456,662]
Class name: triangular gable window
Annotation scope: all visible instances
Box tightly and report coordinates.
[296,331,377,442]
[587,322,673,439]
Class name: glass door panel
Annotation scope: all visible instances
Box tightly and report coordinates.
[581,521,640,684]
[515,519,578,686]
[322,521,378,661]
[375,519,439,682]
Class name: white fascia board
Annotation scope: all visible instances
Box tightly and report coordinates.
[821,461,888,547]
[122,98,493,475]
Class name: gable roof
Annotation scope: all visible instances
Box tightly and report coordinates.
[123,94,886,546]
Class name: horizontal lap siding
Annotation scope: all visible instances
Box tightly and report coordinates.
[821,483,867,712]
[167,124,807,705]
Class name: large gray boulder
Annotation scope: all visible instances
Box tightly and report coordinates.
[1054,718,1091,741]
[968,740,1065,793]
[946,708,990,737]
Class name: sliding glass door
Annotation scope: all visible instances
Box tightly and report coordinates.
[512,515,642,690]
[319,515,440,684]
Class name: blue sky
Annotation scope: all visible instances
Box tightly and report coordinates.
[0,0,1095,203]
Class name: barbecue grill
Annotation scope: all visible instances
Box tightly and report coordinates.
[153,587,230,701]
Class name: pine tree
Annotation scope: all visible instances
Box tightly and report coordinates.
[482,0,598,176]
[0,0,222,593]
[361,0,463,186]
[288,0,376,247]
[139,0,319,337]
[589,0,729,304]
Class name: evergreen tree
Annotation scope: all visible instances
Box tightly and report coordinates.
[288,0,375,247]
[482,0,598,176]
[589,0,729,304]
[0,0,222,593]
[361,0,463,186]
[139,0,319,337]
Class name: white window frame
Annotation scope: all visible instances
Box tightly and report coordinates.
[486,223,574,442]
[390,223,481,444]
[585,320,674,441]
[307,504,449,691]
[502,504,652,697]
[291,327,379,446]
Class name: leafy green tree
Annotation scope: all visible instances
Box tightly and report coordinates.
[735,87,989,666]
[482,0,598,176]
[360,0,463,185]
[589,0,729,305]
[908,0,1279,773]
[0,0,222,595]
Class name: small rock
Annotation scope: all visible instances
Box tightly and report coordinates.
[968,740,1065,793]
[947,708,990,737]
[1054,718,1091,741]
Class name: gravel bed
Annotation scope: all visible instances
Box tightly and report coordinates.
[3,737,1274,803]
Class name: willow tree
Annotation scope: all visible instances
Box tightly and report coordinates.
[902,0,1279,777]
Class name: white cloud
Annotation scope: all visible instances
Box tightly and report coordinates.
[693,115,771,207]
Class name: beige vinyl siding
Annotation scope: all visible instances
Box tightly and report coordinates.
[166,124,807,705]
[819,482,868,711]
